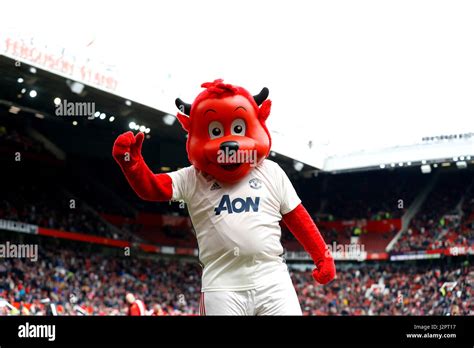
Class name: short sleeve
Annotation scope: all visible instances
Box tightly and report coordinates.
[167,166,195,202]
[272,161,301,215]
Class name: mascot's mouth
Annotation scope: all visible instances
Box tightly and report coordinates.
[220,163,242,171]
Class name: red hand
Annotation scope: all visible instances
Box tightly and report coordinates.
[113,131,144,169]
[112,131,172,202]
[282,204,336,285]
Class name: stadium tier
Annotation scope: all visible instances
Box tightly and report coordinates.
[1,113,473,253]
[1,122,472,260]
[0,238,471,316]
[0,55,472,318]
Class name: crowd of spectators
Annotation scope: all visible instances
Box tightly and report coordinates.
[293,262,472,315]
[1,122,472,267]
[0,185,120,240]
[0,154,138,240]
[393,216,472,252]
[0,242,470,316]
[392,171,474,253]
[305,170,428,221]
[2,163,471,253]
[0,243,200,316]
[0,124,47,155]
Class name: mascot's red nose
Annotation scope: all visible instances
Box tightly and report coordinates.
[220,141,239,152]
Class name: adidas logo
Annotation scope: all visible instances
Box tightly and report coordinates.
[210,182,221,191]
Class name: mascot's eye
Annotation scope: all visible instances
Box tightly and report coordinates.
[231,119,246,136]
[208,121,224,139]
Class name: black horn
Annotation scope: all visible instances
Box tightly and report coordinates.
[253,87,269,106]
[175,98,192,115]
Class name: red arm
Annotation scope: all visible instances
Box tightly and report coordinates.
[282,203,336,284]
[112,132,172,202]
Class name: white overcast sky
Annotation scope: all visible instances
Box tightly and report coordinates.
[2,0,474,157]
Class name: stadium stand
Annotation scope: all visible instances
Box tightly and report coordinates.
[0,238,470,316]
[0,113,472,317]
[392,170,474,252]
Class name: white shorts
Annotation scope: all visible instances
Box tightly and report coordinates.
[199,270,302,316]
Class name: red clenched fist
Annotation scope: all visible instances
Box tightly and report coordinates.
[312,257,336,285]
[112,131,144,169]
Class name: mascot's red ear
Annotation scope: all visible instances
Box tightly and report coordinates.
[253,87,271,123]
[175,97,192,132]
[258,99,272,123]
[176,113,190,132]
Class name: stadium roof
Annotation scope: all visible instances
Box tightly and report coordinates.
[1,0,473,172]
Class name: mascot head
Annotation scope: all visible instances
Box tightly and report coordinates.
[175,79,272,184]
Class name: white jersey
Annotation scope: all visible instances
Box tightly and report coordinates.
[168,159,301,292]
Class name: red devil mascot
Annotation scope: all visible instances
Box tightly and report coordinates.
[113,79,335,315]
